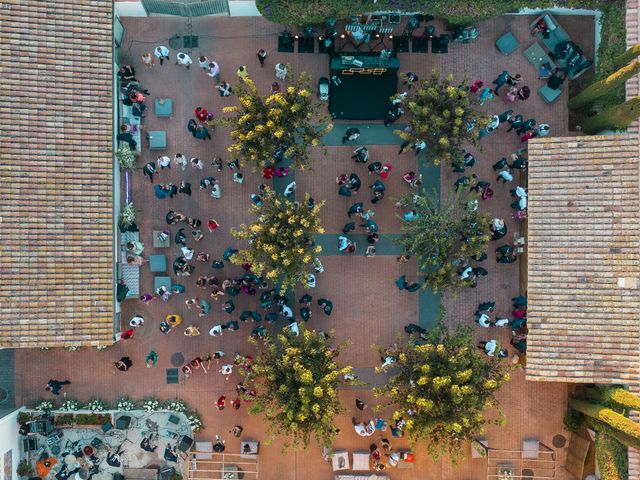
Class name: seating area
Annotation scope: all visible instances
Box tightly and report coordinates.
[529,12,593,79]
[331,449,414,474]
[120,231,140,298]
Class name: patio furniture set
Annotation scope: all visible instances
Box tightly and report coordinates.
[495,12,593,104]
[331,448,414,478]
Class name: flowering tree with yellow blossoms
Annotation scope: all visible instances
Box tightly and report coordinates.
[217,70,333,170]
[374,323,511,462]
[240,325,352,451]
[231,187,324,292]
[396,69,489,168]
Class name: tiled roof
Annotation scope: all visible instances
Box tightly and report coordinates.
[0,0,115,347]
[526,134,640,384]
[626,1,640,475]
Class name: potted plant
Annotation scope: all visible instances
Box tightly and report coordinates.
[116,144,137,170]
[119,203,136,232]
[17,460,34,478]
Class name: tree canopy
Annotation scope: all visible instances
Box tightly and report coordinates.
[231,187,324,292]
[240,326,352,451]
[396,190,490,292]
[396,69,488,168]
[218,71,332,170]
[374,323,511,461]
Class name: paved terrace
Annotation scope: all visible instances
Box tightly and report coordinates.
[14,12,598,480]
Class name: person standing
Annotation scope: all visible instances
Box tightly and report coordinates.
[198,55,210,70]
[403,72,418,89]
[208,61,220,83]
[216,81,232,97]
[142,161,156,183]
[154,45,170,65]
[236,66,249,82]
[275,63,288,80]
[257,49,267,67]
[176,52,192,69]
[141,52,155,67]
[492,70,509,94]
[45,379,71,395]
[157,155,171,170]
[174,153,188,170]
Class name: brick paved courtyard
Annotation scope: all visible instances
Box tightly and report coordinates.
[13,13,598,480]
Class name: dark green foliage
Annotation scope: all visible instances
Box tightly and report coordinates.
[596,432,628,480]
[374,323,511,462]
[396,189,490,292]
[563,408,584,433]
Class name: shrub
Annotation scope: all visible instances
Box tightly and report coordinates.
[142,397,161,412]
[116,144,137,170]
[596,432,628,480]
[563,409,584,433]
[85,398,107,412]
[33,399,56,412]
[119,203,136,230]
[17,460,34,478]
[165,400,189,413]
[17,411,32,425]
[115,397,136,411]
[58,399,80,412]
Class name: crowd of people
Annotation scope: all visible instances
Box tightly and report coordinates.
[110,37,543,458]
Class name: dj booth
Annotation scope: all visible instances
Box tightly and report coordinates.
[328,52,399,120]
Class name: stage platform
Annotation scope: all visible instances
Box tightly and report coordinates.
[328,53,399,120]
[329,74,398,120]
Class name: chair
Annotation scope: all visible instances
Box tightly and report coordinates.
[149,254,167,273]
[332,450,349,471]
[115,415,132,430]
[495,32,519,55]
[154,276,171,291]
[101,421,113,434]
[194,441,213,460]
[522,438,540,458]
[431,34,449,54]
[148,131,167,150]
[154,98,173,117]
[352,451,370,470]
[538,84,562,103]
[153,230,170,248]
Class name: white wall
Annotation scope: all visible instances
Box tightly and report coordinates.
[115,1,147,17]
[0,409,21,480]
[114,0,262,17]
[229,1,261,16]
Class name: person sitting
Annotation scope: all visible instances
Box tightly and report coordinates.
[140,436,157,452]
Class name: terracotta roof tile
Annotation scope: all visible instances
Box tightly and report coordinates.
[0,0,114,347]
[526,135,640,384]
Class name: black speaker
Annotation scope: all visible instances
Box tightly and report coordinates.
[393,35,409,53]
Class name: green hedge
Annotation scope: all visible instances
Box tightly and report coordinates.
[596,432,628,480]
[257,0,626,104]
